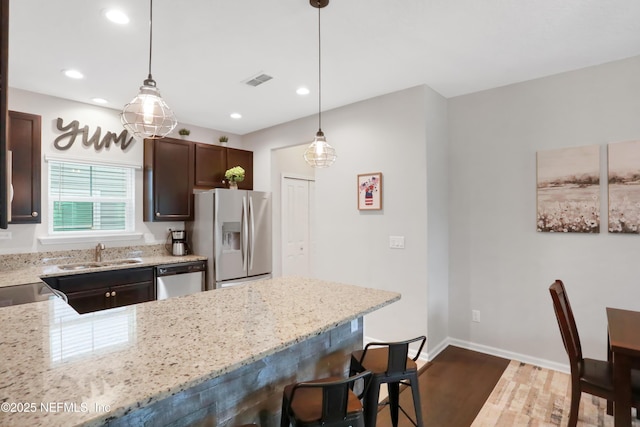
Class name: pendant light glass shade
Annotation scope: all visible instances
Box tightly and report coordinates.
[304,130,336,168]
[121,0,176,139]
[121,77,177,139]
[305,0,336,168]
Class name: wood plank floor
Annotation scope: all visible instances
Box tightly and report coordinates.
[376,345,510,427]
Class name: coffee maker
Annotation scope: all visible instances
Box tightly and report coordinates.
[167,229,188,256]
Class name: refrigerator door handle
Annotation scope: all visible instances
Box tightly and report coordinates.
[249,195,255,270]
[241,195,248,271]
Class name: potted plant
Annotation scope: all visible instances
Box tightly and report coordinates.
[225,166,245,189]
[178,128,190,138]
[219,135,229,146]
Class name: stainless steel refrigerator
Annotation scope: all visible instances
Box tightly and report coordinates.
[189,189,272,290]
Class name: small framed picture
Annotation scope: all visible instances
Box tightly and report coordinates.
[357,172,382,210]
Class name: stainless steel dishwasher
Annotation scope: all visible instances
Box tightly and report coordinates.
[156,261,206,300]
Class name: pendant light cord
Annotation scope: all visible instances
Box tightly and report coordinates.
[148,0,153,80]
[317,5,322,132]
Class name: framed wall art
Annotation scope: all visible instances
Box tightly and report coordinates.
[358,172,382,210]
[536,145,600,233]
[608,140,640,233]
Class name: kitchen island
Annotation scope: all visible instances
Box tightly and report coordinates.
[0,277,400,427]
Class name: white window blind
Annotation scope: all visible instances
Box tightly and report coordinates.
[48,160,135,234]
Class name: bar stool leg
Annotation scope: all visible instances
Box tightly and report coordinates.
[364,378,382,427]
[280,394,290,427]
[409,371,424,427]
[388,381,400,427]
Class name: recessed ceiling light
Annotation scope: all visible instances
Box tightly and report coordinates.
[296,87,310,95]
[230,113,242,119]
[92,98,108,104]
[104,9,129,25]
[63,69,84,79]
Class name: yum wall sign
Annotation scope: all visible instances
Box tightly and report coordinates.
[53,117,135,151]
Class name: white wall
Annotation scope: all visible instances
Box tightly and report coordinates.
[244,86,448,351]
[448,55,640,366]
[4,88,239,254]
[425,88,450,354]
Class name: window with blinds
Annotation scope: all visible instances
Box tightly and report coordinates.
[48,160,135,233]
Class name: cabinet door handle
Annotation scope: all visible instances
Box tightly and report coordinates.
[31,212,38,217]
[111,291,116,297]
[105,292,110,298]
[156,212,160,217]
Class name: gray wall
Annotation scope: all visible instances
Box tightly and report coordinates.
[11,52,640,367]
[448,55,640,367]
[244,85,449,355]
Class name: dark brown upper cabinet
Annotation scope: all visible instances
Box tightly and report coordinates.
[226,147,253,190]
[8,111,41,224]
[194,143,227,189]
[143,137,194,222]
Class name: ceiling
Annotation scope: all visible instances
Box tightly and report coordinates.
[8,0,640,135]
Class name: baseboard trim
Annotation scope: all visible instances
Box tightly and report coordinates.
[363,335,569,374]
[446,338,570,374]
[426,337,449,361]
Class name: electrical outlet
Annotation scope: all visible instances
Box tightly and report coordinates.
[351,319,358,333]
[472,310,481,323]
[389,236,405,249]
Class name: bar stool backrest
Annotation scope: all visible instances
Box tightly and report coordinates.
[388,342,411,374]
[359,336,426,376]
[285,370,371,426]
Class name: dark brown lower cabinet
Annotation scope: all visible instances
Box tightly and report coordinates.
[44,267,155,314]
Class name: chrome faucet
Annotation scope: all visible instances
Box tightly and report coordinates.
[95,243,105,262]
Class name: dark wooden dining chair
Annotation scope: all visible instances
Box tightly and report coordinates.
[549,279,640,426]
[280,370,371,427]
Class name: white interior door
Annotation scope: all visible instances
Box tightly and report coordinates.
[282,176,313,276]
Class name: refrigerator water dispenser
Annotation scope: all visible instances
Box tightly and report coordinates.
[222,222,241,252]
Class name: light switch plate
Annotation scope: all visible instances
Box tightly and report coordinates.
[389,236,405,249]
[351,319,358,333]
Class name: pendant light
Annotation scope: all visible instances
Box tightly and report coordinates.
[304,0,337,168]
[121,0,177,139]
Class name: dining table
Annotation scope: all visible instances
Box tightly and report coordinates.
[606,307,640,427]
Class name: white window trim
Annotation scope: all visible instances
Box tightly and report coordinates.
[39,156,142,245]
[44,154,142,169]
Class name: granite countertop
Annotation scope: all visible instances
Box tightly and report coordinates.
[0,254,207,289]
[0,277,400,427]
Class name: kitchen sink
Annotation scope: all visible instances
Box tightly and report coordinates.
[57,262,102,270]
[104,259,142,266]
[57,259,143,271]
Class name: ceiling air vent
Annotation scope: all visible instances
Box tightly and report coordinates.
[244,73,273,87]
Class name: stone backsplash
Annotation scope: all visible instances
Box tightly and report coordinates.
[0,244,169,272]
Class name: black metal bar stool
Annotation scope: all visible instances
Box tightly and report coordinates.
[349,336,426,427]
[280,371,371,427]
